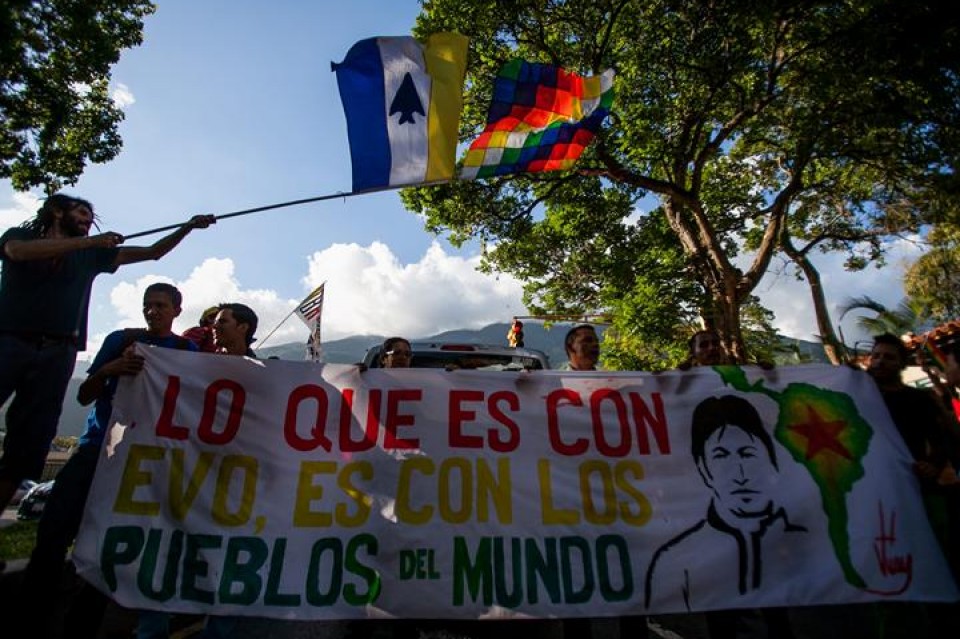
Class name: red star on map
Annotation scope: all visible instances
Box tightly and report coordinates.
[789,405,853,461]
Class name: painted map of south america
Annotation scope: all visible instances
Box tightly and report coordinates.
[718,367,873,588]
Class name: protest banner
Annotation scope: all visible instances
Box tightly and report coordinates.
[73,346,959,620]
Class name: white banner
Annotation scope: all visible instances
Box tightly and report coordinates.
[73,347,959,620]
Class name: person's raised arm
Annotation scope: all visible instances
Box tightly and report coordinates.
[2,232,123,262]
[113,214,215,267]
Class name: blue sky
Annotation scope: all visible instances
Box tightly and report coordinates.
[0,0,923,362]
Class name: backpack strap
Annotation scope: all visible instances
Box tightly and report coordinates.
[120,328,148,351]
[121,328,193,351]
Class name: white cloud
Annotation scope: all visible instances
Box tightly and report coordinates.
[111,83,136,109]
[752,236,926,346]
[303,241,527,339]
[0,191,40,229]
[83,243,527,360]
[88,258,295,351]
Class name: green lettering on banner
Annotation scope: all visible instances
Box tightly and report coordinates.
[138,528,183,601]
[306,538,343,606]
[525,537,560,604]
[453,536,493,605]
[560,536,594,604]
[221,536,268,605]
[453,535,630,608]
[265,538,301,606]
[101,525,145,591]
[493,538,523,608]
[596,535,632,601]
[344,533,381,605]
[182,533,222,604]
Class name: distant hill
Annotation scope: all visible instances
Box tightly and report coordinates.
[2,323,829,439]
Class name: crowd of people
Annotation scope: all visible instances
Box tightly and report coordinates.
[1,193,959,638]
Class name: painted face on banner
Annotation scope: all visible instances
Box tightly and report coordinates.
[701,425,776,518]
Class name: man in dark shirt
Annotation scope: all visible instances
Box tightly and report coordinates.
[0,193,214,511]
[867,333,952,477]
[19,282,197,638]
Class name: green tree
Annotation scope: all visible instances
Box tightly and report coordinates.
[838,295,934,339]
[0,0,155,191]
[904,223,960,323]
[405,0,960,361]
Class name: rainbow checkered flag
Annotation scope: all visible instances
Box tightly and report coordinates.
[460,60,614,180]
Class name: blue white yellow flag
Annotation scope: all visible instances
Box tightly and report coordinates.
[332,33,468,192]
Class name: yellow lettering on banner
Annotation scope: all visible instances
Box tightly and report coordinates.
[293,461,374,527]
[476,457,512,524]
[439,458,473,523]
[294,461,337,527]
[212,455,258,526]
[615,460,652,526]
[397,457,434,525]
[580,460,619,525]
[397,457,513,525]
[114,444,163,516]
[337,461,374,527]
[538,459,578,525]
[169,449,215,520]
[539,459,652,526]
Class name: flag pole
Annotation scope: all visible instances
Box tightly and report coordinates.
[120,183,448,240]
[253,306,299,352]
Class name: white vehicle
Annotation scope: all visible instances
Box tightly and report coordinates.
[362,342,550,371]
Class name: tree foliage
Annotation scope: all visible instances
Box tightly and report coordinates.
[838,295,934,339]
[904,223,960,323]
[404,0,960,363]
[0,0,155,191]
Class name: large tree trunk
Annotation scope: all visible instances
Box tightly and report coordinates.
[697,279,747,363]
[781,235,847,365]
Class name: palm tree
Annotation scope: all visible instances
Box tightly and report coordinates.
[837,295,934,339]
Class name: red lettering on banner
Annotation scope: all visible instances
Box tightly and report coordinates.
[156,375,189,440]
[546,389,671,457]
[590,389,631,457]
[338,389,377,453]
[156,376,247,445]
[383,389,421,450]
[630,392,670,454]
[198,379,245,445]
[546,389,587,456]
[284,384,332,452]
[448,390,520,452]
[488,391,520,452]
[449,390,485,449]
[867,501,913,595]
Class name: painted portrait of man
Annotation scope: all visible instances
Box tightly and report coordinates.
[644,395,807,612]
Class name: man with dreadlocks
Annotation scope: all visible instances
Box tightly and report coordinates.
[0,193,214,513]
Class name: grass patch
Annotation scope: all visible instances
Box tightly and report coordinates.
[0,520,38,561]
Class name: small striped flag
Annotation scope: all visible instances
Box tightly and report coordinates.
[294,284,325,328]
